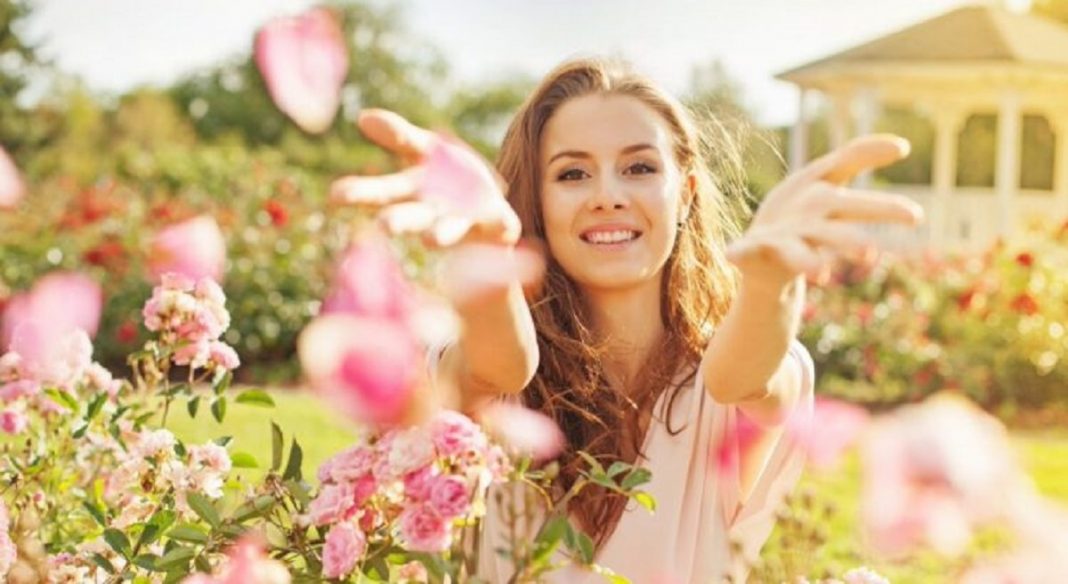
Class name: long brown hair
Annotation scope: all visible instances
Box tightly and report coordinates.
[496,57,752,548]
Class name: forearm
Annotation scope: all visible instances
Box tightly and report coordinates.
[701,275,805,408]
[445,280,538,412]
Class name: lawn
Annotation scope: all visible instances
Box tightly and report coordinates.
[167,389,1068,583]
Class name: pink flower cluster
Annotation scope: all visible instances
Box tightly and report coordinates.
[182,538,290,584]
[306,410,509,580]
[0,332,121,436]
[104,427,232,527]
[142,274,239,373]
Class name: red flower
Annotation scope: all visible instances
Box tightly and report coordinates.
[957,288,978,312]
[83,239,127,271]
[264,199,289,227]
[116,320,138,344]
[1014,252,1034,267]
[1009,293,1039,316]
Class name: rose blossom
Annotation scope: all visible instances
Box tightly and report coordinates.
[322,522,366,579]
[398,504,451,552]
[428,474,471,519]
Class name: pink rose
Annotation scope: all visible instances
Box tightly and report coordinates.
[307,482,358,526]
[430,410,486,458]
[0,409,26,435]
[403,465,438,502]
[398,504,451,553]
[208,341,240,370]
[322,522,366,579]
[395,561,428,583]
[254,8,348,134]
[0,379,40,402]
[480,402,565,462]
[319,445,375,484]
[428,475,470,519]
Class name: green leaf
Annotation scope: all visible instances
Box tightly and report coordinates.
[91,553,116,574]
[232,495,276,522]
[235,389,274,407]
[85,392,107,422]
[103,528,132,558]
[132,554,162,571]
[577,451,606,476]
[576,532,595,565]
[185,492,220,528]
[230,452,259,469]
[606,461,630,478]
[620,468,652,491]
[136,523,162,550]
[284,479,310,508]
[632,491,656,513]
[210,396,227,423]
[168,524,209,544]
[194,554,213,573]
[173,440,187,458]
[72,424,89,439]
[212,435,233,447]
[270,422,283,472]
[155,545,196,569]
[212,370,232,396]
[83,500,107,527]
[532,516,569,567]
[282,438,303,481]
[45,388,79,412]
[186,396,200,419]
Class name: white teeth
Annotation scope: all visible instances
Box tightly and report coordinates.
[585,230,638,244]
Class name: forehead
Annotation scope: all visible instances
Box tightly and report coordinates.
[541,93,674,162]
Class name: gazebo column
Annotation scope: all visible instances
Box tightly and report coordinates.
[853,87,880,188]
[932,109,966,249]
[996,89,1022,239]
[790,88,810,172]
[828,92,851,149]
[1055,115,1068,222]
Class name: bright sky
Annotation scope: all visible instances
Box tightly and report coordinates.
[23,0,1033,126]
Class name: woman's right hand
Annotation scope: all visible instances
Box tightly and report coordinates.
[330,109,523,250]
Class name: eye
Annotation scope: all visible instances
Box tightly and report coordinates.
[557,168,589,181]
[624,162,658,176]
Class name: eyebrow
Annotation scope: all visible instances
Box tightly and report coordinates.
[546,143,657,166]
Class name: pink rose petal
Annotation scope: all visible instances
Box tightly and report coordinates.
[787,397,870,470]
[0,147,24,209]
[420,136,502,216]
[322,236,416,320]
[254,8,348,134]
[480,402,564,462]
[149,216,226,283]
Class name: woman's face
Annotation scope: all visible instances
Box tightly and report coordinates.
[540,93,688,293]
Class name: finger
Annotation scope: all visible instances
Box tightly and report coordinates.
[797,221,872,254]
[792,135,911,189]
[357,109,436,162]
[807,186,925,225]
[727,233,822,276]
[468,200,522,246]
[330,166,425,206]
[378,201,438,236]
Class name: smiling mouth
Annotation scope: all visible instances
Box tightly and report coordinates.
[580,230,642,245]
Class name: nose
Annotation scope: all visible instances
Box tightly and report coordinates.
[587,175,629,211]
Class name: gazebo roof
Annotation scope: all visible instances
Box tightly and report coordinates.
[778,4,1068,83]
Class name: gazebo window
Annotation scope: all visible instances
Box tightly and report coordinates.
[875,106,933,186]
[1021,114,1055,192]
[956,113,996,189]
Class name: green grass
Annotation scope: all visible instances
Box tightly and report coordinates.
[168,390,1068,583]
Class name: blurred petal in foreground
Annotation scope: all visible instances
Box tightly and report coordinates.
[298,314,422,426]
[254,8,348,134]
[148,216,226,283]
[0,147,24,209]
[480,402,565,462]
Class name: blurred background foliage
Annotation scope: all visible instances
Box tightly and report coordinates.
[1,0,1067,413]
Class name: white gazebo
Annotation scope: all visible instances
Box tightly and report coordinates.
[778,3,1068,253]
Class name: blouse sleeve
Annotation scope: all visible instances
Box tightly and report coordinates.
[717,339,816,576]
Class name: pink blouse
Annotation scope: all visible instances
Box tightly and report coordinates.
[470,340,815,583]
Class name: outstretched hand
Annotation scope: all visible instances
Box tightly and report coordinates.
[726,135,925,290]
[330,109,522,248]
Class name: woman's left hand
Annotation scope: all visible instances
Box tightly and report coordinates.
[726,134,925,291]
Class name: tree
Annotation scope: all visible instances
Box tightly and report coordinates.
[0,0,44,156]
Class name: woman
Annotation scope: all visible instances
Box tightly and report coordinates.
[332,58,922,582]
